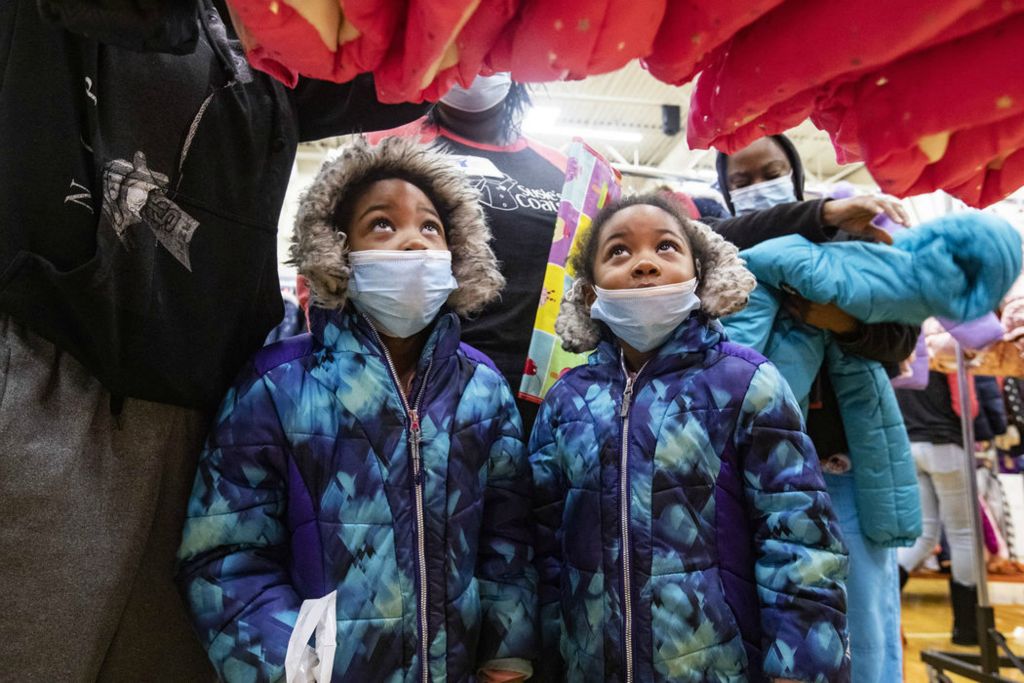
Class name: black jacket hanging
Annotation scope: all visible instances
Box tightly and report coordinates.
[0,0,427,409]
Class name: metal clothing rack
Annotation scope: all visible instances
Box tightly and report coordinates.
[922,342,1024,682]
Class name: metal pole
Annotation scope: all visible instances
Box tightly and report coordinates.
[955,341,990,607]
[954,342,1001,673]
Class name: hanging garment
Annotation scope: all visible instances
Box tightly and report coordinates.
[498,0,667,82]
[227,0,403,86]
[642,0,784,86]
[685,0,985,154]
[812,12,1024,207]
[686,0,1024,207]
[724,211,1021,545]
[418,0,521,101]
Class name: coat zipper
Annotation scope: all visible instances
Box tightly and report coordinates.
[619,355,647,683]
[364,315,434,683]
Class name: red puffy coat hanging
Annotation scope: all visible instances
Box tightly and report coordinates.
[493,0,666,82]
[372,0,482,103]
[814,13,1024,207]
[685,0,985,154]
[417,0,521,101]
[226,0,402,87]
[642,0,783,87]
[217,0,1024,205]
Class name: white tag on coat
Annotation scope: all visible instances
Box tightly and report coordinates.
[285,591,337,683]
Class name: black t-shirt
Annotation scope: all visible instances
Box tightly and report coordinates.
[429,133,567,398]
[897,371,964,445]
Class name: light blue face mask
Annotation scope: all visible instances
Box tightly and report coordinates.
[729,176,797,216]
[348,250,458,339]
[590,279,701,353]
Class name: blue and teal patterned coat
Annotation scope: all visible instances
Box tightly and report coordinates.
[530,315,850,683]
[176,306,537,682]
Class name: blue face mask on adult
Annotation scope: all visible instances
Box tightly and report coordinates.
[347,250,458,339]
[729,176,797,216]
[590,279,701,353]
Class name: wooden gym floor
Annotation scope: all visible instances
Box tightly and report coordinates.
[902,574,1024,682]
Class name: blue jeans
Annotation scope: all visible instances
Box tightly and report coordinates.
[825,472,903,683]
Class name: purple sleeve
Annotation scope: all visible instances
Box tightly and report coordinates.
[460,341,500,374]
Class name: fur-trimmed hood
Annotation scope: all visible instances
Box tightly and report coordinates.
[555,218,756,353]
[289,136,504,316]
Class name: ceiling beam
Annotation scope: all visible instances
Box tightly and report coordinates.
[603,144,629,164]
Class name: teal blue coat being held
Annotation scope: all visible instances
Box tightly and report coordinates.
[724,211,1021,546]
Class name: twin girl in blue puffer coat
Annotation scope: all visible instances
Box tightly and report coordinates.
[177,138,850,683]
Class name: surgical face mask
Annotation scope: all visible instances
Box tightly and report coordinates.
[729,176,797,216]
[590,279,701,353]
[439,73,512,113]
[347,250,458,339]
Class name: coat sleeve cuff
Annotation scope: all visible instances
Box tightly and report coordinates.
[815,198,840,241]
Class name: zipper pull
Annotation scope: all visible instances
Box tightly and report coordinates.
[621,377,635,418]
[409,409,424,485]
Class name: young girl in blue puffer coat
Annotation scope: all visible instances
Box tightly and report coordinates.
[530,193,850,683]
[176,137,536,683]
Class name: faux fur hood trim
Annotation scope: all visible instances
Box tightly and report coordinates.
[555,219,756,353]
[289,136,504,316]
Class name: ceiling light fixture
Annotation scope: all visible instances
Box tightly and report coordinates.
[523,105,644,143]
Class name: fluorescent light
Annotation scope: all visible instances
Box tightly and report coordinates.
[523,105,644,143]
[523,105,561,130]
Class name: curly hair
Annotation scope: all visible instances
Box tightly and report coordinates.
[555,192,756,353]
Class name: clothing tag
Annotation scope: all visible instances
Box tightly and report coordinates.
[448,155,505,179]
[285,591,337,682]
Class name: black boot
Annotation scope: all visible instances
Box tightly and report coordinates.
[949,579,979,646]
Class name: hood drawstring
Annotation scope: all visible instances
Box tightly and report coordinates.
[177,0,252,191]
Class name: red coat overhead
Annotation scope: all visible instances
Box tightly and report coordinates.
[372,0,479,103]
[642,0,784,87]
[220,0,1024,206]
[685,0,985,154]
[685,0,1024,206]
[501,0,668,81]
[227,0,402,87]
[812,14,1024,206]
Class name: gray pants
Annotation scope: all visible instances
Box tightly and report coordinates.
[897,441,978,586]
[0,318,215,681]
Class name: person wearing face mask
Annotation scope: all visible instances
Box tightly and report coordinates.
[717,136,920,683]
[530,193,850,683]
[177,138,536,683]
[707,135,911,250]
[367,73,568,434]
